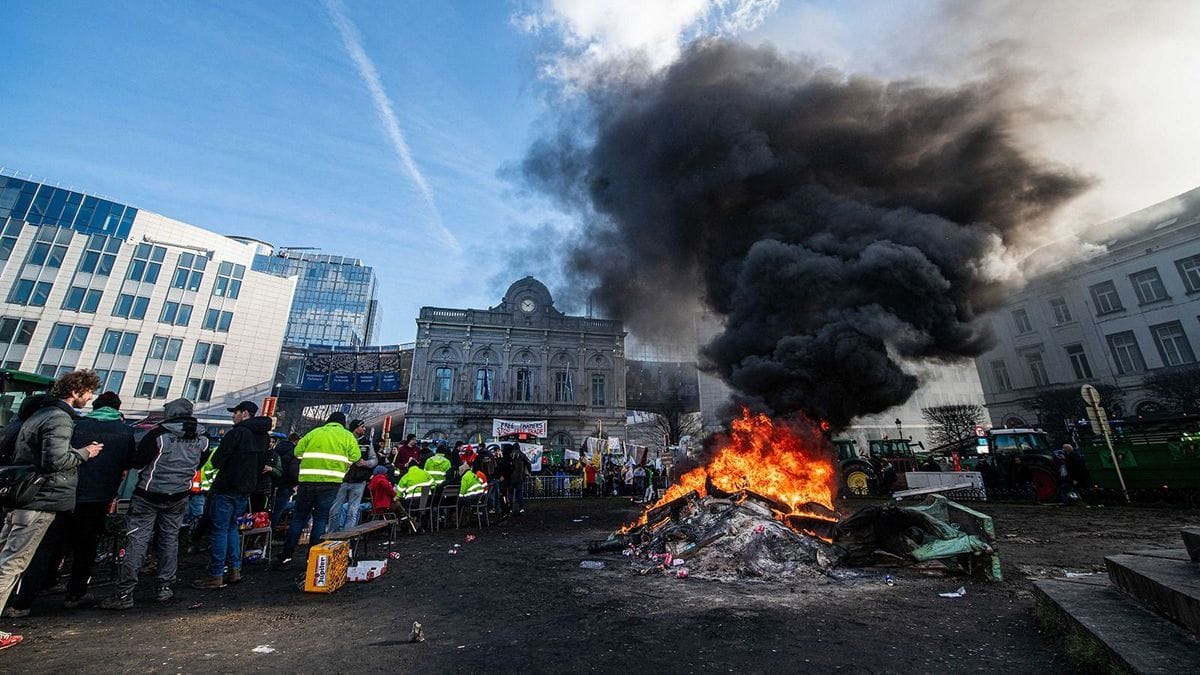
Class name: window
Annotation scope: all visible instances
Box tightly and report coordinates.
[1023,351,1049,386]
[48,323,89,351]
[433,367,453,402]
[0,318,36,345]
[171,252,208,291]
[1012,309,1032,334]
[554,371,574,402]
[1049,297,1072,325]
[515,369,533,402]
[193,342,223,366]
[78,234,120,276]
[112,293,150,319]
[25,226,72,268]
[202,309,232,332]
[991,360,1012,392]
[1177,254,1200,294]
[137,374,172,399]
[148,336,183,361]
[474,368,494,401]
[0,219,22,261]
[184,378,215,402]
[213,261,245,299]
[8,279,53,306]
[1089,281,1124,315]
[99,330,138,356]
[1107,331,1147,374]
[127,243,166,283]
[1129,268,1169,305]
[1065,344,1093,379]
[61,286,102,313]
[94,369,125,393]
[159,301,193,326]
[591,373,606,406]
[1151,321,1196,366]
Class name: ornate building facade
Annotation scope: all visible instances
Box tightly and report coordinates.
[405,277,626,455]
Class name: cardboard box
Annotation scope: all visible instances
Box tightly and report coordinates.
[304,540,350,594]
[346,560,388,582]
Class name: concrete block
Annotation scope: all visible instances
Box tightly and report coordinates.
[1182,528,1200,563]
[1107,552,1200,638]
[1034,578,1200,673]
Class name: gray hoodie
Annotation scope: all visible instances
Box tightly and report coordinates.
[134,398,209,501]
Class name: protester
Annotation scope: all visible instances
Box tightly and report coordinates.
[250,434,283,514]
[327,419,377,533]
[396,434,420,472]
[271,432,301,529]
[278,412,360,568]
[397,459,434,499]
[1056,444,1091,505]
[367,465,397,513]
[502,443,532,515]
[7,392,144,615]
[423,445,451,485]
[477,445,502,513]
[100,398,207,609]
[194,401,271,589]
[460,463,487,499]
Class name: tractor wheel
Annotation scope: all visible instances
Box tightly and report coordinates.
[842,465,875,497]
[1028,466,1058,502]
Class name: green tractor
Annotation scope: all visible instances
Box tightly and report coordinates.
[836,437,927,497]
[1075,415,1200,500]
[953,428,1059,501]
[0,368,54,428]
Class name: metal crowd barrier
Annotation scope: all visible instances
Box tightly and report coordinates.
[524,475,584,499]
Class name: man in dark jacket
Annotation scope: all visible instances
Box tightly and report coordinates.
[326,419,376,533]
[271,432,300,529]
[193,401,272,589]
[100,398,208,609]
[0,370,101,650]
[6,392,145,615]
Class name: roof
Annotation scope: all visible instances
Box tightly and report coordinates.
[0,368,54,387]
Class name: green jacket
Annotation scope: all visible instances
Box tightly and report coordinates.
[398,465,434,498]
[423,453,451,483]
[295,422,361,484]
[460,469,486,497]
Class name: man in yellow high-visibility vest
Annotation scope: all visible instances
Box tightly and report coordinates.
[276,412,359,567]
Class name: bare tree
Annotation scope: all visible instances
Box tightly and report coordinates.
[1143,365,1200,414]
[1029,384,1124,445]
[920,404,986,451]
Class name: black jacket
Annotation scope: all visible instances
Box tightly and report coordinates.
[12,395,85,512]
[74,411,148,504]
[275,439,299,488]
[210,416,272,495]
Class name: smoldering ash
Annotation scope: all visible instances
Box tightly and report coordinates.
[523,40,1089,429]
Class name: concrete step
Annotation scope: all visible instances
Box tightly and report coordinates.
[1182,527,1200,562]
[1107,552,1200,638]
[1034,577,1200,673]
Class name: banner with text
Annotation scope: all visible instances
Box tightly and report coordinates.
[492,419,548,438]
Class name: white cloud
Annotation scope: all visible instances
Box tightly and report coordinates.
[517,0,779,88]
[322,0,462,253]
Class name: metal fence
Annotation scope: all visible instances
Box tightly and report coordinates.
[523,475,585,499]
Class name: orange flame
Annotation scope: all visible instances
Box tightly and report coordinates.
[626,409,836,532]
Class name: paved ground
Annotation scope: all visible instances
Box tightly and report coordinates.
[3,497,1198,673]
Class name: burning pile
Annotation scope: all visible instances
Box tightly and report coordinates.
[596,411,850,581]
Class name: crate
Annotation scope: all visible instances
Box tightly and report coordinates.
[304,540,350,594]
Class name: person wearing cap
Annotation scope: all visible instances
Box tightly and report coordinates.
[325,418,377,533]
[101,398,208,609]
[7,392,147,616]
[193,401,272,590]
[277,412,360,568]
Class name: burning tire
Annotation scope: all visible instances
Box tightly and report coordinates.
[842,463,875,497]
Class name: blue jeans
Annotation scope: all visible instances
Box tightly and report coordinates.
[208,493,249,577]
[271,485,294,529]
[326,482,367,533]
[283,483,339,560]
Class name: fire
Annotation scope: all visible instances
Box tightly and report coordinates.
[626,409,837,532]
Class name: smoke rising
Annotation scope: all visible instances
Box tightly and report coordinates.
[522,40,1088,428]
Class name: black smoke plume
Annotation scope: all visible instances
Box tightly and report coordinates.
[522,40,1089,429]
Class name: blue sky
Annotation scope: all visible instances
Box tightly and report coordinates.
[2,1,1197,343]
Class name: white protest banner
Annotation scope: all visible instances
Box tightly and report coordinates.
[492,419,548,438]
[520,442,544,472]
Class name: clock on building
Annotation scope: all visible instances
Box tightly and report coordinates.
[520,299,535,313]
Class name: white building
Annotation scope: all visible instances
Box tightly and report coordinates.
[0,172,295,417]
[974,187,1200,427]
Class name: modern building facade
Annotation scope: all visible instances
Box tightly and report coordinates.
[0,172,295,417]
[405,277,626,454]
[973,187,1200,428]
[237,241,378,348]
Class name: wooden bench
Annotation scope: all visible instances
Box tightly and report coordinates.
[321,519,395,560]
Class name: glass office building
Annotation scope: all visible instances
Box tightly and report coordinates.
[248,248,379,348]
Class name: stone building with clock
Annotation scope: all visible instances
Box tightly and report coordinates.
[405,277,627,456]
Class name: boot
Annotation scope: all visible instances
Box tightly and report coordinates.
[190,575,226,590]
[225,568,242,585]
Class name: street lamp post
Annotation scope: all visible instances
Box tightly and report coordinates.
[895,418,903,440]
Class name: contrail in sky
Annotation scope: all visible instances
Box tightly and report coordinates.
[322,0,462,253]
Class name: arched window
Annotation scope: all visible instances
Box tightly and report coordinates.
[1135,400,1165,417]
[515,368,533,401]
[432,367,453,402]
[475,368,494,401]
[1003,416,1026,428]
